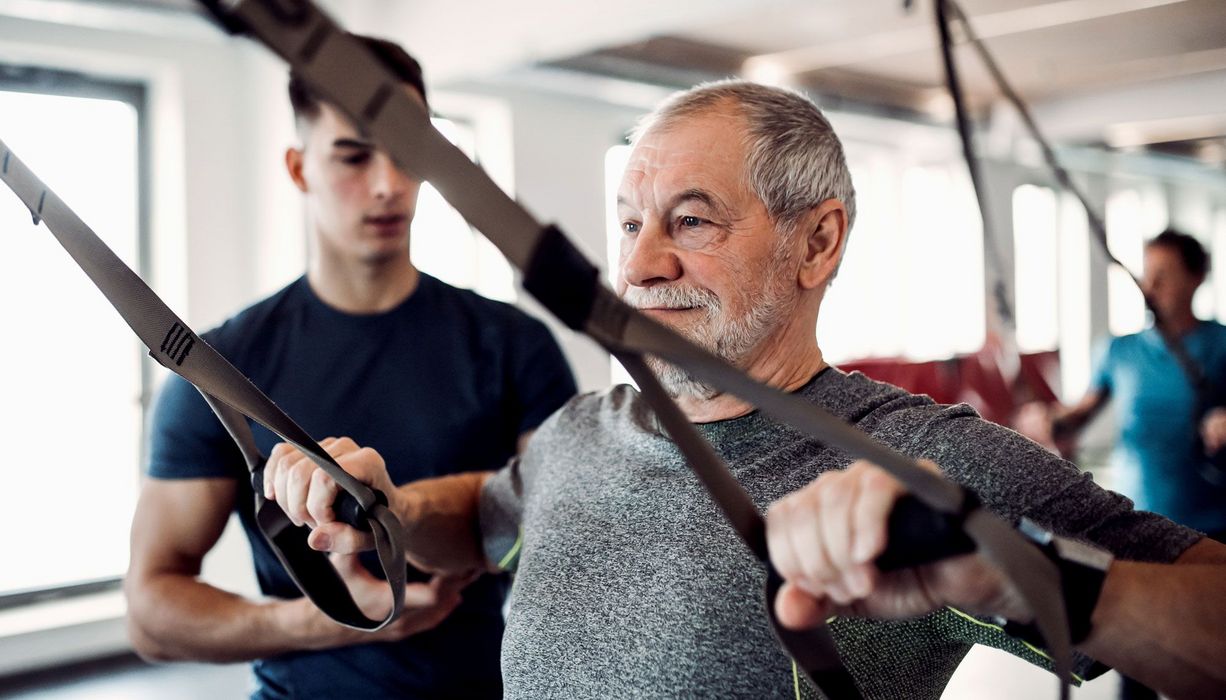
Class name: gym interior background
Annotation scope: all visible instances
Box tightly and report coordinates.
[1,0,1224,697]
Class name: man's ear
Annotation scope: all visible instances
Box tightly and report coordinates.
[796,199,848,290]
[285,147,308,193]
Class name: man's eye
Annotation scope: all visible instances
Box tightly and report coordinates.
[340,152,372,165]
[679,215,703,228]
[622,221,640,235]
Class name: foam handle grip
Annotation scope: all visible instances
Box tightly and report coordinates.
[875,494,977,571]
[332,488,382,533]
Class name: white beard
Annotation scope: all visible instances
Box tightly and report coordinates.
[621,250,798,399]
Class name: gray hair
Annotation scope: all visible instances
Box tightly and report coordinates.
[630,79,857,236]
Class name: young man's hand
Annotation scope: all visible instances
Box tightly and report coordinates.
[263,436,400,554]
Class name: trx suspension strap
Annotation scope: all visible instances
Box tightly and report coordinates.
[0,140,407,631]
[931,0,1022,386]
[936,0,1225,482]
[194,2,1078,697]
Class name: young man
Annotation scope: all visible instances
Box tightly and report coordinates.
[124,36,576,698]
[265,81,1226,698]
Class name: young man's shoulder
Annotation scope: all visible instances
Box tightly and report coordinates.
[424,276,561,352]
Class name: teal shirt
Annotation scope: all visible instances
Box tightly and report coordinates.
[1091,320,1226,533]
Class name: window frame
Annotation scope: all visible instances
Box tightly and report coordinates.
[0,63,149,607]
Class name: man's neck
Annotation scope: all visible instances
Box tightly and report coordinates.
[307,253,419,314]
[1156,307,1199,338]
[675,325,826,424]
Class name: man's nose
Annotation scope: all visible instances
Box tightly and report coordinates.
[371,153,411,200]
[620,220,682,289]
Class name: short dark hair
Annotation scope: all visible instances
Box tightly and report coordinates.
[1146,228,1210,278]
[288,33,426,124]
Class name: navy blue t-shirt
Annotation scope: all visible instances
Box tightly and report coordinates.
[146,273,577,699]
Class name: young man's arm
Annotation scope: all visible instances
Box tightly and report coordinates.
[124,476,464,663]
[264,438,495,574]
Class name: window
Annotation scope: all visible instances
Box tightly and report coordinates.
[1105,186,1167,336]
[819,158,984,363]
[0,70,144,600]
[1013,185,1060,353]
[1057,194,1093,402]
[1011,185,1095,401]
[410,117,515,302]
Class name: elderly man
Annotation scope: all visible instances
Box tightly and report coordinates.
[265,81,1226,699]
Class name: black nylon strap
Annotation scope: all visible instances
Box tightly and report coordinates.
[0,138,407,631]
[523,224,601,331]
[197,2,1076,695]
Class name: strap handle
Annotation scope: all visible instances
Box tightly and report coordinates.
[0,138,406,631]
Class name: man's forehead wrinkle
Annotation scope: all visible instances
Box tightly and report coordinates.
[668,188,734,223]
[620,115,762,221]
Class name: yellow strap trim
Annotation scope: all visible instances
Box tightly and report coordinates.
[944,606,1085,683]
[496,528,523,570]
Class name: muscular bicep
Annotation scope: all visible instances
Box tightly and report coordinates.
[128,477,237,579]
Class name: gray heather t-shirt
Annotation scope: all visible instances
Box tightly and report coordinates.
[480,368,1201,699]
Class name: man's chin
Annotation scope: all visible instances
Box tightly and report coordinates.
[360,246,410,266]
[644,356,720,400]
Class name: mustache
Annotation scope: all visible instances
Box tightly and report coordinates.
[621,285,720,312]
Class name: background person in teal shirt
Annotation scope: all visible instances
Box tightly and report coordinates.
[1029,228,1225,700]
[1051,229,1226,540]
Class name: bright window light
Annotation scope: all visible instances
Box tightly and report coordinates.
[0,89,141,595]
[410,117,515,303]
[1013,185,1060,353]
[1106,188,1167,336]
[819,160,984,364]
[1057,194,1092,402]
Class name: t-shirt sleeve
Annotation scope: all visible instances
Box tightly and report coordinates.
[146,373,245,480]
[479,456,526,572]
[900,404,1202,562]
[508,317,577,436]
[1088,337,1115,396]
